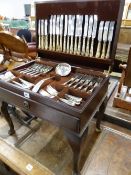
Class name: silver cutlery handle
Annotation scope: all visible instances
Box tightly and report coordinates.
[70,36,74,54]
[96,41,101,58]
[52,35,55,51]
[63,36,66,52]
[41,35,44,49]
[89,38,94,57]
[105,41,111,59]
[66,36,70,53]
[74,37,77,55]
[56,34,59,51]
[101,41,106,59]
[45,35,48,50]
[49,35,52,50]
[38,35,41,49]
[59,35,63,51]
[77,37,81,55]
[81,37,86,56]
[85,37,90,56]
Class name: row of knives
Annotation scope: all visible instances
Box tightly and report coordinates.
[38,15,115,59]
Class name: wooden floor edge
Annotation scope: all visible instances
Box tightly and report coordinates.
[0,138,54,175]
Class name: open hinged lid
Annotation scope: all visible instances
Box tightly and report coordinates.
[35,0,125,71]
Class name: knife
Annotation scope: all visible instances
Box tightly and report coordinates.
[67,15,72,53]
[69,15,75,54]
[81,15,88,56]
[44,20,48,50]
[59,15,64,51]
[38,19,41,49]
[89,15,98,57]
[49,16,53,50]
[52,15,56,51]
[85,15,93,56]
[41,19,44,49]
[63,15,68,52]
[105,21,115,59]
[74,15,83,55]
[95,21,104,58]
[56,15,60,51]
[101,21,110,58]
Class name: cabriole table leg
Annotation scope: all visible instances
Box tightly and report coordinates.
[1,101,15,135]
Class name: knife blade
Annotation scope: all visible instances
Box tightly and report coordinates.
[69,15,75,53]
[41,19,44,49]
[49,15,53,50]
[81,15,88,55]
[66,15,72,53]
[74,15,80,54]
[38,19,41,49]
[52,15,56,51]
[44,19,48,49]
[77,15,83,55]
[59,15,64,51]
[106,21,115,59]
[101,21,110,58]
[56,15,60,51]
[85,15,93,56]
[90,15,98,57]
[63,15,68,52]
[95,21,104,58]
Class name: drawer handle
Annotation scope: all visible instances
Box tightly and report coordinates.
[23,101,30,109]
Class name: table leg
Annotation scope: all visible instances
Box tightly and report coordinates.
[96,98,107,132]
[1,101,15,135]
[64,127,89,175]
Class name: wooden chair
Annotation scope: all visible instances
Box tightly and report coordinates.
[113,47,131,110]
[0,31,33,64]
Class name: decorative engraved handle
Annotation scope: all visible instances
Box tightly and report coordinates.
[89,38,94,57]
[77,37,81,55]
[59,35,63,51]
[49,35,52,50]
[95,41,101,58]
[70,36,74,54]
[105,41,111,59]
[66,36,70,53]
[85,37,90,56]
[56,35,59,51]
[63,36,66,52]
[81,37,86,56]
[52,35,55,51]
[38,36,41,49]
[74,37,77,55]
[41,36,45,49]
[101,42,106,59]
[45,35,48,50]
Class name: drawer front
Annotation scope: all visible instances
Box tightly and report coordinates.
[0,87,80,133]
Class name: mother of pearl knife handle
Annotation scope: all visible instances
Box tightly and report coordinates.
[45,35,48,50]
[73,37,78,55]
[101,41,106,58]
[95,41,101,58]
[70,36,74,54]
[81,37,86,56]
[56,34,59,51]
[63,36,66,52]
[89,38,94,57]
[52,35,56,51]
[59,35,63,51]
[85,38,90,56]
[77,36,81,55]
[66,36,70,53]
[106,41,111,59]
[49,35,52,50]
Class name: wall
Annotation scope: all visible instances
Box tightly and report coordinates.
[0,0,41,19]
